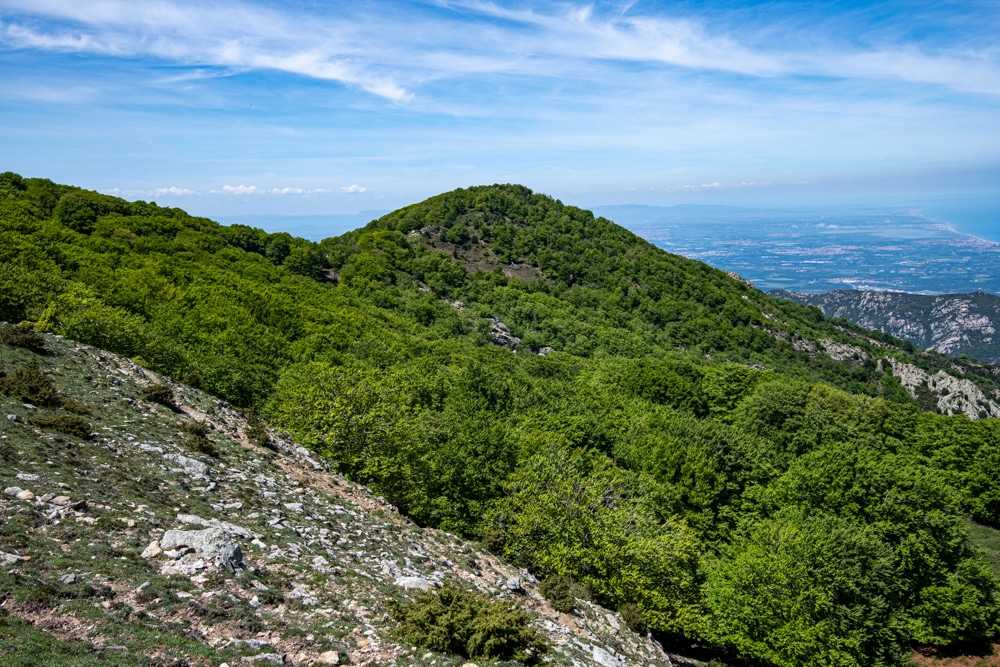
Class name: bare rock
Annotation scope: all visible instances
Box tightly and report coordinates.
[160,527,244,573]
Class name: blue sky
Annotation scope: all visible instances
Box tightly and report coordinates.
[1,0,998,217]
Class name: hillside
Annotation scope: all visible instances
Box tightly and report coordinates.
[771,289,1000,363]
[0,331,677,667]
[3,173,1000,666]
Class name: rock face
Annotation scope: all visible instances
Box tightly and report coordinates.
[878,358,1000,419]
[771,289,1000,362]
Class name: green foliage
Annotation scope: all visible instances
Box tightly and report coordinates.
[539,574,578,613]
[3,173,1000,664]
[618,603,648,635]
[181,420,219,458]
[485,445,703,634]
[29,414,93,439]
[140,383,176,408]
[0,324,46,351]
[705,510,907,667]
[389,581,548,663]
[0,358,64,407]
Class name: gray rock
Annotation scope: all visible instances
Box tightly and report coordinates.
[160,527,244,572]
[5,414,16,422]
[16,473,39,482]
[0,551,26,565]
[240,655,284,665]
[504,577,525,593]
[163,453,211,480]
[176,513,256,539]
[394,576,438,590]
[60,573,77,584]
[3,486,22,497]
[591,646,624,667]
[228,639,271,651]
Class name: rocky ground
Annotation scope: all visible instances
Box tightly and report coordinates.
[0,332,688,667]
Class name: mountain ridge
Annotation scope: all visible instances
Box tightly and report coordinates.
[771,289,1000,363]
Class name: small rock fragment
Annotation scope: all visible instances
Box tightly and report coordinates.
[60,573,77,584]
[317,650,340,665]
[141,541,163,559]
[3,486,22,497]
[16,490,34,501]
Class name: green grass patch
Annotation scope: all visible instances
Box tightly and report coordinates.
[969,521,1000,579]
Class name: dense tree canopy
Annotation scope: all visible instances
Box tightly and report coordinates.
[2,173,998,665]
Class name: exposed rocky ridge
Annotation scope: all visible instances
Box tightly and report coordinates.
[770,289,1000,363]
[0,333,686,667]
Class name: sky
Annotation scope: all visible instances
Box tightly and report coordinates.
[1,0,999,218]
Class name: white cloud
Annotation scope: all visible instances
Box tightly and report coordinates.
[220,184,260,195]
[154,186,195,196]
[270,187,305,195]
[341,184,367,193]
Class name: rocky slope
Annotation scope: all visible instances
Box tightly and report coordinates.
[0,332,685,667]
[771,289,1000,363]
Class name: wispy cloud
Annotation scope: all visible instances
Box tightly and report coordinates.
[2,0,997,102]
[341,184,367,193]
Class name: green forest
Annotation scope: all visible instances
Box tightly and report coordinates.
[2,171,999,666]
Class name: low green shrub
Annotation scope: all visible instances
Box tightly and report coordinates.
[0,358,62,407]
[30,415,92,439]
[181,420,219,458]
[618,603,648,635]
[0,324,46,351]
[539,574,577,613]
[140,383,176,409]
[389,581,548,664]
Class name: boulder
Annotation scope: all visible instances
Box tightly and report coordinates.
[160,527,244,572]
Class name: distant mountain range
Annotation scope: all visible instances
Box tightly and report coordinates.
[771,289,1000,363]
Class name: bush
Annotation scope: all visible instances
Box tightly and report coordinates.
[389,581,548,663]
[29,415,92,439]
[140,383,176,409]
[618,603,648,635]
[0,324,46,351]
[181,420,219,458]
[539,574,577,613]
[0,358,63,407]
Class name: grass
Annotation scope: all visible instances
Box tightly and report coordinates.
[968,521,1000,579]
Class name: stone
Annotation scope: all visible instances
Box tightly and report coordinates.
[3,486,22,497]
[60,573,76,584]
[16,490,34,501]
[141,541,163,559]
[163,453,211,480]
[160,527,244,572]
[240,655,284,665]
[51,495,71,506]
[592,646,624,667]
[16,473,39,482]
[503,577,524,593]
[0,551,26,565]
[5,414,16,422]
[394,576,438,590]
[317,650,340,665]
[176,514,256,539]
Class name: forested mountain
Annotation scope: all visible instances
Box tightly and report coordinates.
[772,288,1000,364]
[2,171,1000,667]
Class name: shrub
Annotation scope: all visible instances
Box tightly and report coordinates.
[140,383,176,408]
[389,581,548,664]
[539,574,577,613]
[0,358,62,407]
[618,603,648,635]
[181,420,219,458]
[0,324,46,351]
[244,411,275,451]
[29,415,92,439]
